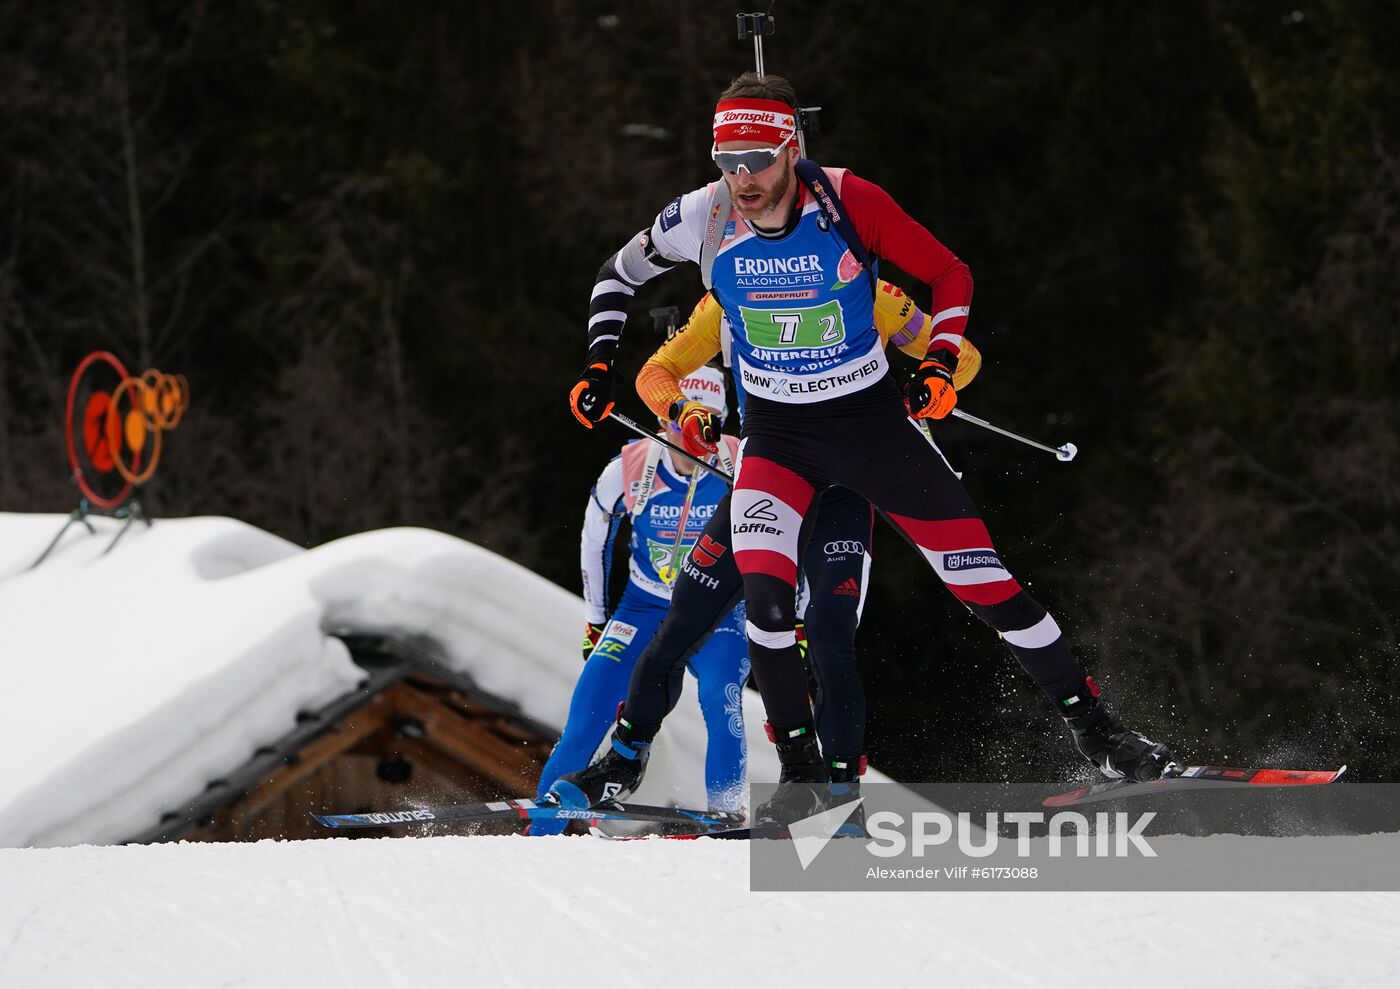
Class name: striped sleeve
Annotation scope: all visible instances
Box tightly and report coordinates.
[584,185,713,369]
[585,237,680,368]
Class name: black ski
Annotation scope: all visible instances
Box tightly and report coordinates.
[1042,764,1348,808]
[586,823,869,841]
[311,797,736,831]
[587,824,765,841]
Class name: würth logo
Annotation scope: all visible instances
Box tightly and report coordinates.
[691,534,727,567]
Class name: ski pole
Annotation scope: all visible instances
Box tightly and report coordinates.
[608,411,735,485]
[949,407,1078,463]
[659,469,702,585]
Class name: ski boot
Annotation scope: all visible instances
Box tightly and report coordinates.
[753,727,830,829]
[1060,681,1176,782]
[827,755,867,838]
[548,719,652,809]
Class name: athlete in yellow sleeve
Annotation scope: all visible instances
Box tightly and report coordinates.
[637,281,982,425]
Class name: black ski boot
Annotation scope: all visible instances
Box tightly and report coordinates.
[1061,689,1176,783]
[548,720,652,809]
[753,728,829,828]
[827,755,867,837]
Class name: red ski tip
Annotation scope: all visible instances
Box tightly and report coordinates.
[1040,764,1348,808]
[1249,765,1347,785]
[1042,787,1091,808]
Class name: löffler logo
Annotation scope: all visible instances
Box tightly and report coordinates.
[743,498,779,521]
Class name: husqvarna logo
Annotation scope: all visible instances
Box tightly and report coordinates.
[943,552,1004,572]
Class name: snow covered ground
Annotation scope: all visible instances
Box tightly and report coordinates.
[3,511,1397,986]
[2,835,1398,988]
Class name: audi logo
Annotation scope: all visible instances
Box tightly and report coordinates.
[824,541,865,556]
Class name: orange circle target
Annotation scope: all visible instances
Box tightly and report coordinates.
[155,375,181,428]
[82,391,117,473]
[66,351,134,508]
[108,375,162,485]
[64,353,189,506]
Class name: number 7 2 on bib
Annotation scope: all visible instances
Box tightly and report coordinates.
[740,300,848,350]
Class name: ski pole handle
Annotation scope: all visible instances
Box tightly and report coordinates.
[949,407,1078,463]
[608,411,735,485]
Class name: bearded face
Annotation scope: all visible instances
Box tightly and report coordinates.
[720,145,798,227]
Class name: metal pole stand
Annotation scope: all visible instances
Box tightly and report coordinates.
[101,496,152,557]
[28,501,98,571]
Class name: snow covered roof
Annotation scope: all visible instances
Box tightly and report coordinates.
[0,512,904,848]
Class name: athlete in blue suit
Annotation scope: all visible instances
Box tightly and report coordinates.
[533,366,747,833]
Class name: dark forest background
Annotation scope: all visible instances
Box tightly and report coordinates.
[2,1,1396,783]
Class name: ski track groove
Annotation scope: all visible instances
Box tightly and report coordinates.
[0,902,40,980]
[469,886,512,985]
[516,843,646,959]
[423,867,493,977]
[321,861,402,989]
[777,890,1042,986]
[385,852,484,974]
[182,866,254,954]
[309,864,358,989]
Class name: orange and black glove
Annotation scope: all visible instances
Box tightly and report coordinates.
[570,363,615,428]
[581,621,607,661]
[905,350,959,420]
[669,400,720,457]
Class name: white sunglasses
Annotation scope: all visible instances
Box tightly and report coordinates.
[711,131,796,175]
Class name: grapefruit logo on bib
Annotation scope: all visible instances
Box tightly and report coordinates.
[832,249,864,290]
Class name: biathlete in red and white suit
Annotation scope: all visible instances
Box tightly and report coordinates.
[568,72,1174,824]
